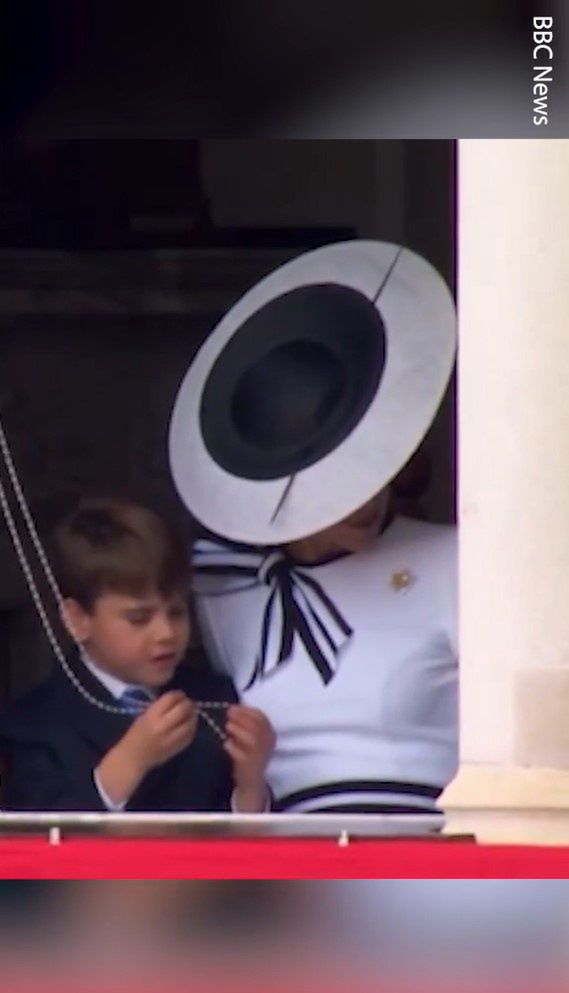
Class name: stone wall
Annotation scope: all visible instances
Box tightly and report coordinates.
[0,248,294,698]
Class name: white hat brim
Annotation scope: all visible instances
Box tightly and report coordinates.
[169,240,455,544]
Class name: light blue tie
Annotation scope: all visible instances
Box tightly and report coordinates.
[120,687,152,714]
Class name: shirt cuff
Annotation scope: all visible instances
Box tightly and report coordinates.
[93,769,127,812]
[231,785,272,814]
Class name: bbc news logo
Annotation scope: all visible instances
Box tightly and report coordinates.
[533,17,553,126]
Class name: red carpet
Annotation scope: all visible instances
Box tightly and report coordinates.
[1,836,569,877]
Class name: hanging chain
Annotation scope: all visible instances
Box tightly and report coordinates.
[0,418,227,741]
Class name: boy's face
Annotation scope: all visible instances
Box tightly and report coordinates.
[63,590,191,689]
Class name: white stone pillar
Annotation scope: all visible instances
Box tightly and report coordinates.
[443,139,569,843]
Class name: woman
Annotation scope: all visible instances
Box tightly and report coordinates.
[169,239,457,815]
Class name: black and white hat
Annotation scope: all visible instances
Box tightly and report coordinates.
[169,240,456,545]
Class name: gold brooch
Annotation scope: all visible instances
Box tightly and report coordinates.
[390,570,414,592]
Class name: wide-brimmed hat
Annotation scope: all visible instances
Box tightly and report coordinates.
[169,240,455,545]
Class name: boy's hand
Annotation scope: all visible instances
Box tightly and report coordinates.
[96,692,198,808]
[224,705,275,812]
[123,691,198,775]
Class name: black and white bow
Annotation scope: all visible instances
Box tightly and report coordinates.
[192,538,353,688]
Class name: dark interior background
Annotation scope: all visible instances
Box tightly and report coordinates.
[0,139,455,702]
[4,2,545,138]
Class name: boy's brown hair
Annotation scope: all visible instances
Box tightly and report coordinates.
[53,498,190,610]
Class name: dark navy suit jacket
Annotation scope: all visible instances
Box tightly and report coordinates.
[0,656,237,812]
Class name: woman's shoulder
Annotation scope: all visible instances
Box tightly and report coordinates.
[394,515,457,554]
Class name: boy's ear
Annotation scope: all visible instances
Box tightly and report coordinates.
[60,598,91,644]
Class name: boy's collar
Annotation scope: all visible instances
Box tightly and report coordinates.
[80,650,157,702]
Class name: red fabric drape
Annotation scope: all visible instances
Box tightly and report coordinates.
[1,836,569,878]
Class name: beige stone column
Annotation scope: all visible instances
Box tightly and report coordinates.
[442,139,569,843]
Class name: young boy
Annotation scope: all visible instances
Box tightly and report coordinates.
[0,499,274,812]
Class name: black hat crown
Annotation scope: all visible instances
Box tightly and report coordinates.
[200,283,386,481]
